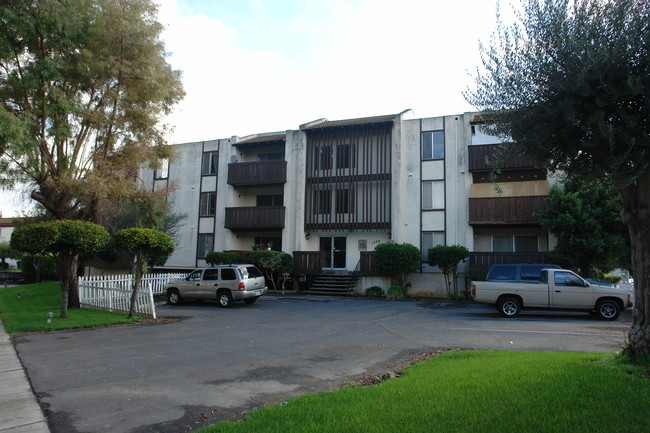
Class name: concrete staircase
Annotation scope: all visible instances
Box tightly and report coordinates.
[308,273,359,296]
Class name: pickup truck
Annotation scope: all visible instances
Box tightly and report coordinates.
[472,268,632,320]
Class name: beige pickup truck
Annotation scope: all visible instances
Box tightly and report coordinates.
[472,268,632,320]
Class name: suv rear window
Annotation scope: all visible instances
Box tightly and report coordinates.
[245,266,263,279]
[488,266,516,280]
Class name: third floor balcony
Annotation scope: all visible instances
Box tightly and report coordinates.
[227,160,287,187]
[468,144,538,172]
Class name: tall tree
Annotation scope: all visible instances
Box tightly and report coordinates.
[535,178,629,276]
[0,0,184,221]
[465,0,650,356]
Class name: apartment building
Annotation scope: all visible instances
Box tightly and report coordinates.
[138,110,556,296]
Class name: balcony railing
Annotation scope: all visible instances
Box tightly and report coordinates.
[468,144,537,172]
[293,251,322,274]
[469,252,553,269]
[469,196,547,225]
[227,160,287,186]
[224,206,285,230]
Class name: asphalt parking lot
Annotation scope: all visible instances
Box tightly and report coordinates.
[14,296,632,433]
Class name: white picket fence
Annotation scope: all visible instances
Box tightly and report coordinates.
[78,273,188,318]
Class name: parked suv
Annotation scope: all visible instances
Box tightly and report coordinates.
[165,264,268,308]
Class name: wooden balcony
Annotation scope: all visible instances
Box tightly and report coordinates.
[224,206,285,230]
[227,160,287,186]
[469,252,553,269]
[468,196,547,225]
[468,144,537,172]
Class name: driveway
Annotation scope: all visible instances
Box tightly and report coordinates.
[14,296,631,433]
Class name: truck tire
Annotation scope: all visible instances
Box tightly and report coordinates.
[595,299,621,320]
[217,290,233,308]
[167,288,182,305]
[497,296,521,318]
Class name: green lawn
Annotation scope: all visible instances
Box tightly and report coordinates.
[200,350,650,433]
[0,281,141,333]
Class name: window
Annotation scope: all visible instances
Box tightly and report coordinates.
[258,152,284,161]
[336,143,355,169]
[489,266,517,280]
[336,188,354,214]
[314,145,332,170]
[554,271,584,287]
[256,195,283,206]
[422,131,444,160]
[203,269,219,281]
[221,268,237,280]
[202,151,218,175]
[197,234,214,259]
[315,189,331,214]
[421,232,445,261]
[493,235,539,252]
[154,158,169,179]
[200,192,216,216]
[422,180,445,209]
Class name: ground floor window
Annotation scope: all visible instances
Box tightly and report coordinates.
[254,236,281,251]
[422,231,445,261]
[492,235,539,252]
[197,234,214,259]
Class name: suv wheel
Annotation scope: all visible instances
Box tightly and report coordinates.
[217,290,233,308]
[167,288,182,305]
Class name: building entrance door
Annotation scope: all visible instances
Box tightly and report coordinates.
[320,237,347,270]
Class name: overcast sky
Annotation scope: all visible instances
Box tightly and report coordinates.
[1,0,506,217]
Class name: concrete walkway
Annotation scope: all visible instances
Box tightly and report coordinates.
[0,319,50,433]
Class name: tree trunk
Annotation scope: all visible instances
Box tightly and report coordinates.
[128,254,143,318]
[59,253,79,318]
[621,171,650,358]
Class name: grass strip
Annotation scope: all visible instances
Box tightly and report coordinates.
[201,350,650,433]
[0,281,141,334]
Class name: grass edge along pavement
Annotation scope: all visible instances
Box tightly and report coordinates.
[200,350,650,433]
[0,281,143,334]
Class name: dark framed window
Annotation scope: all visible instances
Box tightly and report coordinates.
[202,151,219,175]
[336,143,355,169]
[200,192,216,216]
[493,235,539,253]
[258,152,285,161]
[421,231,445,261]
[422,131,444,160]
[335,188,354,214]
[197,234,214,259]
[256,194,283,206]
[314,145,332,170]
[316,189,331,214]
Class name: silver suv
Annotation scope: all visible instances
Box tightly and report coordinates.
[165,264,268,308]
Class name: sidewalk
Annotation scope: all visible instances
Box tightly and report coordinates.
[0,318,51,433]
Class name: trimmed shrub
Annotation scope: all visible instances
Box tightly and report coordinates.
[386,285,405,300]
[366,286,384,297]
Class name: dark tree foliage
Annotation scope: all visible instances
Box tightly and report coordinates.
[466,0,650,357]
[535,178,629,276]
